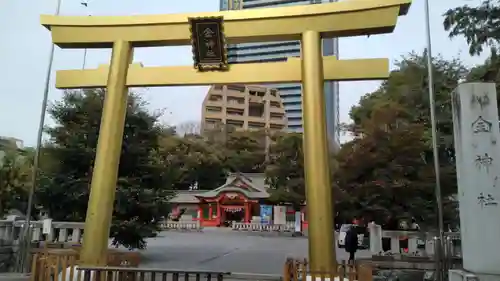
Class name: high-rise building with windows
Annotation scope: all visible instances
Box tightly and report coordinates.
[220,0,340,146]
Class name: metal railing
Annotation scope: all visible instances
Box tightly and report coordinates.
[228,273,282,281]
[77,267,231,281]
[434,234,462,281]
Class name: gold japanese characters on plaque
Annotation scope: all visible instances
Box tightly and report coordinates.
[189,16,229,71]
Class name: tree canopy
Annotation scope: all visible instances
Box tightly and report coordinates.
[337,102,457,226]
[35,89,175,249]
[338,51,471,227]
[338,47,500,227]
[223,130,267,173]
[443,0,500,56]
[0,149,31,216]
[266,132,305,208]
[155,134,226,191]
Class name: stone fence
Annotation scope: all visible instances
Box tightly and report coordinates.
[0,218,207,246]
[231,222,295,232]
[368,224,461,258]
[0,219,84,245]
[230,222,462,258]
[159,221,203,231]
[0,217,462,257]
[0,218,84,272]
[0,217,462,275]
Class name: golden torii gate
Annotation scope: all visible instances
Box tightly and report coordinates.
[41,0,410,273]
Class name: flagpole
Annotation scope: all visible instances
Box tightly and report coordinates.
[19,0,62,273]
[332,0,340,147]
[424,0,445,280]
[82,1,89,69]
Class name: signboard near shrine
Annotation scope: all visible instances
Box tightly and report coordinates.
[260,205,272,224]
[273,206,287,224]
[189,16,228,71]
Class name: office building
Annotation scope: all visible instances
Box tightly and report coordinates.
[201,84,287,132]
[220,0,340,146]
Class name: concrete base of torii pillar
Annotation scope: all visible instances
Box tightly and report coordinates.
[450,83,500,281]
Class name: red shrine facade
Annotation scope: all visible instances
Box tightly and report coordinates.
[196,191,259,226]
[169,173,308,228]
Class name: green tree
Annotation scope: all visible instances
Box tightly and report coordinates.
[266,133,305,208]
[343,52,466,227]
[443,0,500,56]
[444,1,500,86]
[349,52,468,166]
[35,89,175,249]
[266,132,342,213]
[0,150,30,216]
[156,134,227,191]
[337,104,457,227]
[202,125,267,173]
[222,129,267,173]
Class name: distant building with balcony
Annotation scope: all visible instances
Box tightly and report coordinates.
[201,84,287,132]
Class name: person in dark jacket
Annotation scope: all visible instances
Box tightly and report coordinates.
[345,225,359,262]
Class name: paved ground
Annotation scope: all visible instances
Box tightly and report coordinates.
[139,228,371,275]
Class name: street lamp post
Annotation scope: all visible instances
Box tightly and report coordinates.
[18,0,63,273]
[424,0,445,280]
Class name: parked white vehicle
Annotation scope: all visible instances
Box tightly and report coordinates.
[337,224,365,248]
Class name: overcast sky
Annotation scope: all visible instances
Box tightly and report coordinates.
[0,0,489,146]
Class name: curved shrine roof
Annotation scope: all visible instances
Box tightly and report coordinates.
[169,173,270,203]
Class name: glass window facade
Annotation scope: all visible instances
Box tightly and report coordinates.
[221,0,340,145]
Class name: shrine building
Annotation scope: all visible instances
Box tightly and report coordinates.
[169,173,308,227]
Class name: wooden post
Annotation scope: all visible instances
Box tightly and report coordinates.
[244,203,251,223]
[198,205,203,224]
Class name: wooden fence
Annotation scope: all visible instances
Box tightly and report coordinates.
[30,247,141,281]
[283,258,372,281]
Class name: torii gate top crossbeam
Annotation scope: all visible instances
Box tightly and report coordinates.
[40,0,410,49]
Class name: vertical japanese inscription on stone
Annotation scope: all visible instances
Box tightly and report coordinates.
[477,192,498,208]
[471,116,492,134]
[467,84,499,205]
[475,153,494,172]
[189,16,228,72]
[471,92,491,110]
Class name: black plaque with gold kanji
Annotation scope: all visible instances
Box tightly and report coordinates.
[189,16,228,72]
